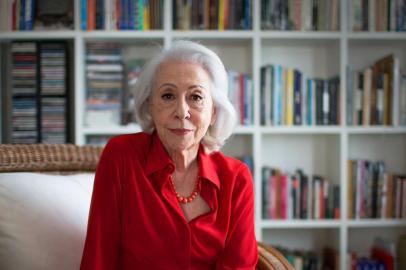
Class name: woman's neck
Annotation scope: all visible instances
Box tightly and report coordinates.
[168,145,199,172]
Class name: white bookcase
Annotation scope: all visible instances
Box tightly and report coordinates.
[1,1,406,269]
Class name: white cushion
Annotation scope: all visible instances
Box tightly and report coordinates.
[0,172,95,270]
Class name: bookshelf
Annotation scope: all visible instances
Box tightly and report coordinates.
[1,0,406,269]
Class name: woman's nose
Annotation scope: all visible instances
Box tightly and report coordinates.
[175,99,191,119]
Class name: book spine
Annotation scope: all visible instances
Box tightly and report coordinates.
[294,70,302,125]
[81,0,88,30]
[88,0,96,30]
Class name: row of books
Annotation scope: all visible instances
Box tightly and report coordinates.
[10,41,69,144]
[348,236,406,270]
[85,42,146,127]
[261,0,340,31]
[260,65,340,126]
[0,0,74,31]
[228,70,253,126]
[347,159,406,219]
[81,0,163,30]
[346,54,406,126]
[85,42,124,126]
[273,246,339,270]
[262,167,340,220]
[173,0,252,30]
[350,0,406,32]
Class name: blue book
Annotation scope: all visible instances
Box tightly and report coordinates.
[81,0,87,30]
[294,70,302,125]
[272,65,279,126]
[118,0,126,29]
[128,0,135,30]
[276,65,283,125]
[25,0,35,30]
[19,0,26,30]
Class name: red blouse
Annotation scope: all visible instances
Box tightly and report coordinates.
[80,132,258,270]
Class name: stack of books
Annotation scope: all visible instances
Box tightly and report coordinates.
[350,0,406,32]
[81,0,163,30]
[85,42,124,127]
[262,167,340,220]
[261,0,340,31]
[228,70,253,126]
[173,0,252,30]
[347,159,406,219]
[346,54,404,126]
[260,65,340,126]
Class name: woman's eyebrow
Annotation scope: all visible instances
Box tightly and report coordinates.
[158,83,177,90]
[188,84,206,90]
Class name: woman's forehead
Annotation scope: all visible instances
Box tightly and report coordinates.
[155,60,212,86]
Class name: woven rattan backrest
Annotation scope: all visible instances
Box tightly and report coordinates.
[0,144,103,173]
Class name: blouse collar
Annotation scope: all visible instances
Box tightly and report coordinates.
[145,131,221,190]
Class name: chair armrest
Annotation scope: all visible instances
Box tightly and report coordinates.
[257,242,294,270]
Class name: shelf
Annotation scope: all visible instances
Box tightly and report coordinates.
[234,126,255,134]
[346,126,406,134]
[261,31,341,40]
[83,124,142,135]
[171,30,254,39]
[260,126,342,134]
[81,30,166,40]
[0,31,77,40]
[347,32,406,40]
[347,219,406,228]
[260,220,341,229]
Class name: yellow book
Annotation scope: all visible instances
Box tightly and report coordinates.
[347,160,353,219]
[286,69,294,126]
[144,1,150,30]
[218,0,224,30]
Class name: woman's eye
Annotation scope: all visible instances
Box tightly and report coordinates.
[190,94,203,102]
[161,93,174,100]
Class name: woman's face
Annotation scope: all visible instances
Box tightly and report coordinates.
[149,60,216,153]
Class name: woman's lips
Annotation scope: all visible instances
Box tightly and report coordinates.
[169,128,192,136]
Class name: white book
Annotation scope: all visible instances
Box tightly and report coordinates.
[301,0,312,31]
[400,75,406,126]
[104,0,111,30]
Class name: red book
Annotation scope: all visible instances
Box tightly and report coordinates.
[371,247,394,270]
[280,174,288,219]
[88,0,96,30]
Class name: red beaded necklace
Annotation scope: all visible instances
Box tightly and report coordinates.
[170,176,201,204]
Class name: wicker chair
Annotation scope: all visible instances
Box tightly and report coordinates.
[0,144,294,270]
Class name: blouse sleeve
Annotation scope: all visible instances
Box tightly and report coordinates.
[80,138,123,270]
[216,164,258,270]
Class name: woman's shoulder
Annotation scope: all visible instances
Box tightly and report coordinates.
[102,132,152,158]
[210,151,251,177]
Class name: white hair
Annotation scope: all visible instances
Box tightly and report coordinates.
[133,40,237,153]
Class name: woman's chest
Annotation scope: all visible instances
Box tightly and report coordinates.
[119,174,227,265]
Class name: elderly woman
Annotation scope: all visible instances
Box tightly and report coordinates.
[80,40,258,269]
